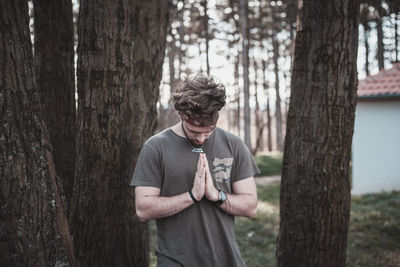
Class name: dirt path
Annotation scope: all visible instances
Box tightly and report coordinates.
[255,175,281,185]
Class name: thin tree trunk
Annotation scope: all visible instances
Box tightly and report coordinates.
[201,0,210,75]
[376,10,385,70]
[262,59,273,152]
[33,0,76,212]
[228,102,232,132]
[0,0,75,265]
[253,57,263,154]
[178,6,186,79]
[277,0,359,266]
[166,43,179,127]
[396,13,399,62]
[363,23,370,76]
[235,52,241,138]
[70,1,170,266]
[169,44,177,96]
[157,24,178,132]
[239,0,251,149]
[272,32,283,152]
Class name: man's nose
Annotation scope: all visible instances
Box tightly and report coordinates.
[196,135,207,144]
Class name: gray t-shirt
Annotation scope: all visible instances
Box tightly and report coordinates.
[130,127,260,267]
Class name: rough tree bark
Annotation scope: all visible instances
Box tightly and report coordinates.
[69,1,170,266]
[277,0,359,266]
[0,0,75,266]
[33,0,76,212]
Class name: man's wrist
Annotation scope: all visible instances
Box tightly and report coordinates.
[214,190,227,206]
[189,190,199,203]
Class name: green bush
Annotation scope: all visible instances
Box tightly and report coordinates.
[254,154,283,177]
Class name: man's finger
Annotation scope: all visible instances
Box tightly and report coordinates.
[197,155,202,169]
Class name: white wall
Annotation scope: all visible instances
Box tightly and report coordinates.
[352,99,400,194]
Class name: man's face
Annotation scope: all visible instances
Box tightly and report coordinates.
[182,120,215,147]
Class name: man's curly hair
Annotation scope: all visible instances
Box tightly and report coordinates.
[173,73,226,123]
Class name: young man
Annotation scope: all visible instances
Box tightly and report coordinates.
[131,73,259,266]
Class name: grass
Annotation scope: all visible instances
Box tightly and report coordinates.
[254,154,283,177]
[236,182,400,267]
[235,182,281,266]
[347,191,400,267]
[149,182,400,267]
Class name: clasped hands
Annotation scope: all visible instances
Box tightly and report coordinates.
[191,153,219,202]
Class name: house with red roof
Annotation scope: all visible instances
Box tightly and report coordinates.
[352,62,400,194]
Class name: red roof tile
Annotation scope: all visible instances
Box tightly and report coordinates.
[358,62,400,98]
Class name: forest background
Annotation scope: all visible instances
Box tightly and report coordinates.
[1,0,399,266]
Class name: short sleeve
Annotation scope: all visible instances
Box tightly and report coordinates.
[130,143,162,188]
[232,141,260,183]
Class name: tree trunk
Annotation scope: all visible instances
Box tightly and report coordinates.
[396,13,399,62]
[0,0,75,266]
[253,57,263,154]
[277,1,359,266]
[69,1,170,266]
[166,43,180,127]
[33,0,76,213]
[262,59,273,152]
[157,19,179,133]
[363,23,370,76]
[272,31,283,152]
[239,0,251,149]
[234,52,241,138]
[376,10,385,70]
[201,0,210,75]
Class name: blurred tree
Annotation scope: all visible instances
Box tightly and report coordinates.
[239,0,251,149]
[253,58,266,154]
[271,22,283,152]
[277,0,359,266]
[201,0,211,74]
[375,2,386,70]
[234,52,241,137]
[360,4,372,76]
[359,0,400,73]
[218,0,242,137]
[157,0,213,132]
[69,0,170,266]
[386,0,400,62]
[33,0,76,213]
[262,59,273,152]
[156,1,184,132]
[157,0,399,154]
[0,0,75,265]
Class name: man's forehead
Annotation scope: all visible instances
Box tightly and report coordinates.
[186,122,215,132]
[182,115,216,131]
[182,114,216,127]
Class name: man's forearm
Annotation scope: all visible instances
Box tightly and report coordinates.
[218,193,257,218]
[135,191,195,222]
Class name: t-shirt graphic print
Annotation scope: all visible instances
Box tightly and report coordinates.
[212,157,233,193]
